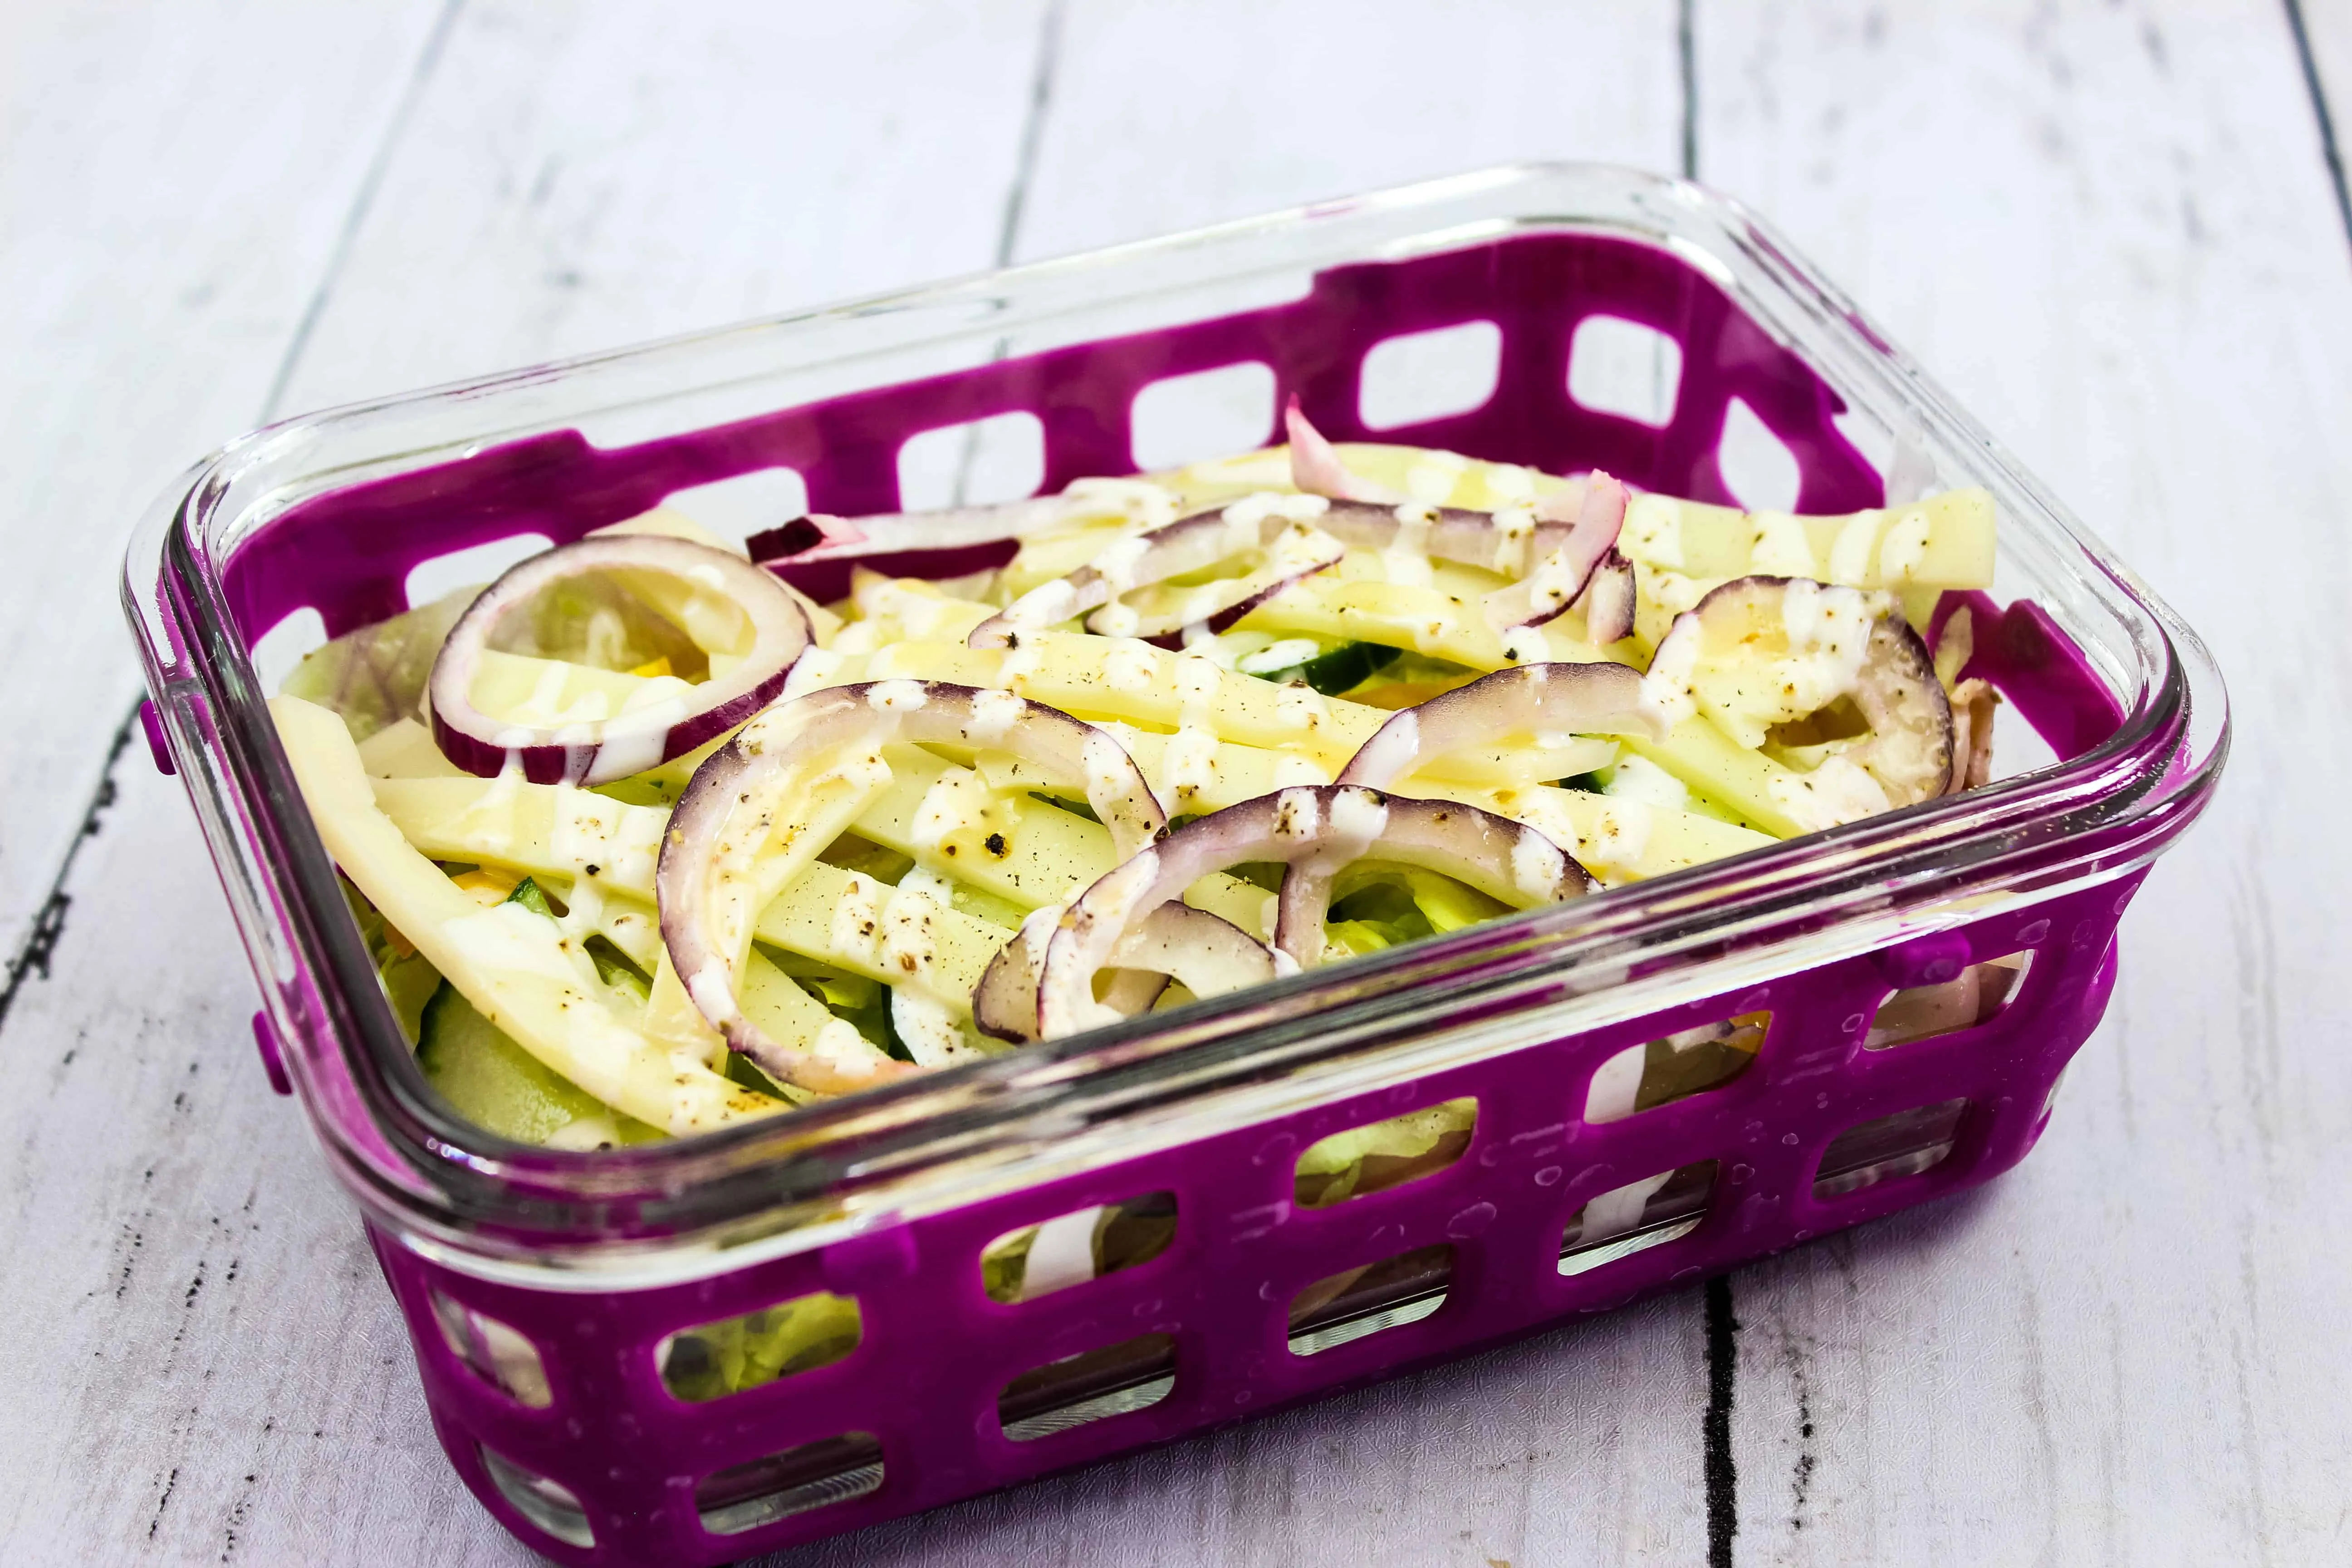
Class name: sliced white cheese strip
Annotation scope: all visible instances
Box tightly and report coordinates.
[272,695,775,1137]
[1617,488,1994,590]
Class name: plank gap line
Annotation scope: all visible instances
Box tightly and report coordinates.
[2283,0,2352,260]
[0,708,136,1037]
[1704,1273,1740,1568]
[258,0,469,422]
[954,0,1069,508]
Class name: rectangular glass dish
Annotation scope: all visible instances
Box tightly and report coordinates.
[122,164,2225,1564]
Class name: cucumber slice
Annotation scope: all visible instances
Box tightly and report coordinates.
[416,984,665,1146]
[1298,640,1403,696]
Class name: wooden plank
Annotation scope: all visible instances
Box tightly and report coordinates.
[1014,0,1689,263]
[0,761,516,1564]
[268,0,1059,416]
[1696,2,2352,1561]
[0,3,1043,1564]
[0,0,456,966]
[1,4,1703,1563]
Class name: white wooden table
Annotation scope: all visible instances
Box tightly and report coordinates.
[4,3,2347,1562]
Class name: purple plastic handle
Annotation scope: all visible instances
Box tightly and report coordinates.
[211,228,2138,1565]
[220,235,1883,644]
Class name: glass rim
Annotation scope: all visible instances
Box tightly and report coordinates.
[122,162,2229,1280]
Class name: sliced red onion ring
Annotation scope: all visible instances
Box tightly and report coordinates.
[1480,472,1629,632]
[968,492,1343,649]
[1664,576,1955,810]
[1274,662,1645,958]
[972,901,1274,1042]
[1945,678,1996,795]
[1337,661,1659,791]
[1036,786,1593,1035]
[428,534,813,786]
[657,681,1166,1089]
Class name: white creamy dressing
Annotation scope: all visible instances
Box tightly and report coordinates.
[910,766,990,853]
[1325,787,1391,853]
[456,751,529,856]
[996,643,1044,691]
[1092,535,1153,595]
[1582,800,1653,883]
[1510,827,1567,902]
[1223,490,1330,536]
[1827,510,1880,584]
[880,879,948,988]
[829,871,886,961]
[1080,731,1141,826]
[1271,684,1327,735]
[1646,570,1707,617]
[810,1018,891,1081]
[1270,788,1322,841]
[1486,465,1538,504]
[445,901,603,992]
[1524,544,1585,616]
[1102,637,1161,693]
[965,685,1027,744]
[685,959,744,1028]
[1406,452,1465,504]
[1491,504,1538,575]
[1158,724,1221,805]
[1768,752,1892,831]
[1500,626,1551,665]
[1620,495,1686,570]
[782,645,848,698]
[1090,601,1142,637]
[1604,754,1689,811]
[1769,580,1877,723]
[1877,508,1933,583]
[1172,655,1222,731]
[1637,616,1703,732]
[1235,638,1322,676]
[1381,503,1438,588]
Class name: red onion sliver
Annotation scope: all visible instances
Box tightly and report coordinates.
[1285,397,1404,504]
[1656,576,1955,810]
[972,901,1274,1042]
[1480,472,1629,632]
[1570,546,1637,644]
[1338,661,1659,792]
[1036,786,1593,1035]
[428,534,812,786]
[1274,662,1645,959]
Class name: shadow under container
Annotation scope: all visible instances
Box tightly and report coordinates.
[122,165,2227,1564]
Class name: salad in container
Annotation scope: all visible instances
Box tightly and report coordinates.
[124,165,2225,1563]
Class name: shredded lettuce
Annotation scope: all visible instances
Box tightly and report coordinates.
[282,588,476,743]
[1323,865,1510,956]
[340,878,442,1043]
[659,1293,863,1403]
[1294,1096,1478,1206]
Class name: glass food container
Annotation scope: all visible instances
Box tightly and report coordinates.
[121,165,2227,1565]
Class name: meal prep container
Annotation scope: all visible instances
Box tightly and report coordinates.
[122,165,2226,1564]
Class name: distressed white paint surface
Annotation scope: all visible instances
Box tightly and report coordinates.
[1700,5,2352,1563]
[3,3,2346,1565]
[0,0,453,960]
